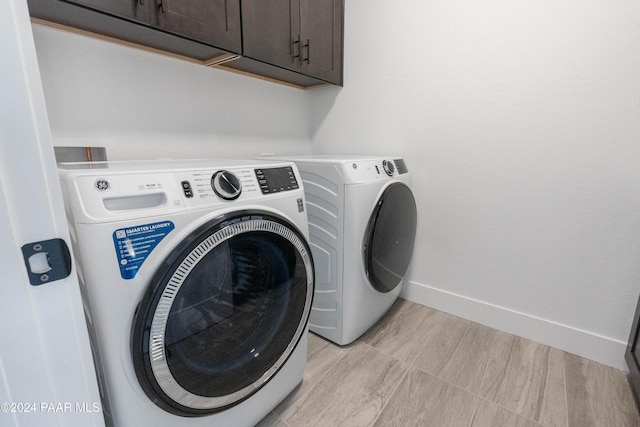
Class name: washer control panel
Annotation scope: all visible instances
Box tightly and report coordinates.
[255,166,299,194]
[176,167,258,203]
[175,164,301,205]
[59,161,304,222]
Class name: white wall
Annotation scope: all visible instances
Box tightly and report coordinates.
[310,0,640,369]
[32,24,312,160]
[31,1,640,370]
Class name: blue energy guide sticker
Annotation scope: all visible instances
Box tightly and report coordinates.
[113,221,175,279]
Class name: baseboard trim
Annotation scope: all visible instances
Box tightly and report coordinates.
[401,280,628,371]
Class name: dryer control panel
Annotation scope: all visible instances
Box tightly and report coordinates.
[341,158,409,184]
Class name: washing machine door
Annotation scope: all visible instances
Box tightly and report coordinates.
[131,210,314,416]
[364,182,417,293]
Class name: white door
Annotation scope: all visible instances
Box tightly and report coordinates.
[0,1,104,426]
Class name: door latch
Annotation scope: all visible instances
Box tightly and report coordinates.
[21,238,72,286]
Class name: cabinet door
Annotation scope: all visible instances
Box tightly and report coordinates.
[154,0,242,53]
[241,0,301,72]
[62,0,149,21]
[299,0,343,85]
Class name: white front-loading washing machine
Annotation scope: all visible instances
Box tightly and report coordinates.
[263,156,417,345]
[58,159,314,426]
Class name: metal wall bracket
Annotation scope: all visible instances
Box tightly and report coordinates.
[21,238,72,286]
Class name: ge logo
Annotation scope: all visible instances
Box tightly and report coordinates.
[95,179,111,191]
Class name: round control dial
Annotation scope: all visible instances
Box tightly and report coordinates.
[211,170,242,200]
[382,160,395,177]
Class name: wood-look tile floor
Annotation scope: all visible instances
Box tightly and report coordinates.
[257,299,640,427]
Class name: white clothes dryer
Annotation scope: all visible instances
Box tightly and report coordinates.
[59,160,314,426]
[264,156,417,345]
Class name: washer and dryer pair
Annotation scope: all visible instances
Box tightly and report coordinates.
[266,156,418,345]
[59,159,314,426]
[60,155,417,426]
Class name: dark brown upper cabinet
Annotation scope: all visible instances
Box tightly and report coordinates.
[28,0,242,60]
[58,0,150,23]
[28,0,342,88]
[152,0,241,53]
[239,0,343,86]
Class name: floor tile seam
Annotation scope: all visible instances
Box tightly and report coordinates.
[467,332,551,425]
[415,366,544,426]
[403,375,549,427]
[409,320,485,391]
[478,396,549,427]
[411,363,483,400]
[462,334,569,427]
[562,351,570,427]
[475,341,565,427]
[404,366,515,427]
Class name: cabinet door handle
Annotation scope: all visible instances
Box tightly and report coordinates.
[158,0,167,13]
[138,0,144,5]
[302,39,310,63]
[224,0,229,31]
[292,36,301,59]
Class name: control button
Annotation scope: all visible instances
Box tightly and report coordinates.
[211,170,242,200]
[382,160,395,176]
[181,181,194,198]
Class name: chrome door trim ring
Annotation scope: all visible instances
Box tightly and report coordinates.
[148,218,314,410]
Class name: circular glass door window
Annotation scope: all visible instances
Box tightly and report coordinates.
[364,183,417,293]
[131,211,314,416]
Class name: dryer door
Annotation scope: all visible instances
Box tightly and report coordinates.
[364,182,417,293]
[131,210,314,416]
